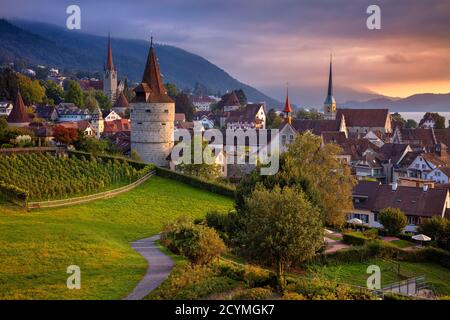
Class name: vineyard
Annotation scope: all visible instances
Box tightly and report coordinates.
[0,153,152,201]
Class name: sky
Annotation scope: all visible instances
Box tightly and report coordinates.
[2,0,450,106]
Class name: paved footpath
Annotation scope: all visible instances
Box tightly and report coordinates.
[124,234,174,300]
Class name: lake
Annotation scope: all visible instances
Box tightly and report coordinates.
[396,112,450,124]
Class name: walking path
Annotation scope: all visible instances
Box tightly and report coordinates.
[124,234,174,300]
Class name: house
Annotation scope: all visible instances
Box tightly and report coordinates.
[103,110,122,122]
[169,148,227,178]
[104,131,131,155]
[78,79,103,91]
[222,91,241,112]
[335,108,392,134]
[190,95,217,111]
[350,181,450,233]
[407,152,450,179]
[56,103,91,122]
[391,127,450,154]
[424,167,450,185]
[102,119,131,136]
[0,101,13,117]
[175,113,186,125]
[363,130,385,147]
[193,111,215,129]
[29,122,54,146]
[35,105,58,121]
[59,121,95,136]
[223,103,266,130]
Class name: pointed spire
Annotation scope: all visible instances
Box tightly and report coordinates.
[7,91,30,124]
[327,53,333,97]
[106,33,114,71]
[283,84,293,124]
[141,36,166,94]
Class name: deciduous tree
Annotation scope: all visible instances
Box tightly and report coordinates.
[378,207,407,236]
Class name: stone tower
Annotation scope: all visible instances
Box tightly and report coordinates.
[103,34,118,103]
[130,37,174,166]
[324,55,336,120]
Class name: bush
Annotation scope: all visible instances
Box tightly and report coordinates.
[378,208,407,236]
[362,228,379,239]
[161,216,226,265]
[417,216,450,250]
[243,265,274,288]
[342,232,370,246]
[155,167,235,197]
[231,287,273,300]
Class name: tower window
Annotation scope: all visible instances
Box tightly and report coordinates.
[162,123,166,126]
[164,110,169,113]
[137,122,142,125]
[146,109,151,113]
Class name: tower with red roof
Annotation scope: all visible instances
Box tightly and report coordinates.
[103,33,118,103]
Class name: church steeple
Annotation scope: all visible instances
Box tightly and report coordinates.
[324,54,337,120]
[106,33,115,71]
[283,85,293,124]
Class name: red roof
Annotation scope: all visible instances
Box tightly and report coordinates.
[134,37,173,103]
[106,34,114,71]
[7,92,30,123]
[103,119,131,134]
[283,88,293,113]
[112,92,129,110]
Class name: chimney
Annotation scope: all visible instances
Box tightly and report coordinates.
[392,182,398,191]
[423,185,429,192]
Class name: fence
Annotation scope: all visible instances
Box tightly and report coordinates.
[27,171,154,209]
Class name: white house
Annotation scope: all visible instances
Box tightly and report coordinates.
[0,101,13,117]
[103,110,122,122]
[425,167,450,185]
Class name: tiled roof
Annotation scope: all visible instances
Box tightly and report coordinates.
[78,79,103,91]
[225,104,264,124]
[59,120,92,132]
[353,181,449,217]
[175,113,186,122]
[35,105,56,119]
[291,119,341,135]
[321,131,347,145]
[112,92,129,110]
[336,108,389,128]
[422,152,450,167]
[103,119,131,134]
[377,143,410,164]
[339,138,379,160]
[7,92,30,123]
[222,91,240,107]
[190,96,216,104]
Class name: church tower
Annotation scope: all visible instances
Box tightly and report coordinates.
[283,86,293,124]
[103,34,118,103]
[324,55,336,120]
[91,105,104,139]
[130,37,175,166]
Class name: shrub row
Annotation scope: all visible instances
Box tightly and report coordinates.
[155,167,235,198]
[0,181,28,207]
[342,232,371,246]
[68,150,149,170]
[315,240,450,269]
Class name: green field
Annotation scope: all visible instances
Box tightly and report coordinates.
[308,260,450,296]
[0,176,233,300]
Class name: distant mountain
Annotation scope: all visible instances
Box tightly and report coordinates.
[0,19,280,107]
[341,93,450,112]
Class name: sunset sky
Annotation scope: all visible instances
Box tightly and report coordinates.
[2,0,450,105]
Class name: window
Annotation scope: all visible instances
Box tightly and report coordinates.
[282,135,286,145]
[145,109,151,113]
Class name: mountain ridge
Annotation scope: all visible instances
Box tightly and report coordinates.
[0,19,281,107]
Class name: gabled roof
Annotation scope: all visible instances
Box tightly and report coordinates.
[103,119,131,134]
[377,143,410,164]
[321,131,347,145]
[7,92,30,123]
[225,103,264,124]
[222,91,241,107]
[336,108,389,128]
[339,138,380,160]
[35,105,56,119]
[353,181,448,217]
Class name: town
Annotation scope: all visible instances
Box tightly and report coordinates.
[0,2,449,305]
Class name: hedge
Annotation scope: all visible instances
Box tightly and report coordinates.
[68,150,149,170]
[155,167,235,198]
[314,240,450,269]
[342,232,371,246]
[0,181,28,207]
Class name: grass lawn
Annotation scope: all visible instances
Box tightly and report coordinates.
[308,260,450,296]
[389,240,415,248]
[0,176,233,300]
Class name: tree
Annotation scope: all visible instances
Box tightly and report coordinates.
[94,90,111,110]
[130,149,142,162]
[296,108,324,120]
[0,67,18,101]
[405,119,418,129]
[391,112,406,126]
[161,216,225,265]
[421,112,446,129]
[378,207,407,236]
[234,89,247,105]
[266,108,283,128]
[418,216,449,250]
[83,90,99,112]
[0,117,7,131]
[175,92,195,121]
[64,80,84,107]
[44,80,64,105]
[240,185,322,292]
[53,125,79,146]
[176,137,222,180]
[165,82,178,100]
[235,132,356,226]
[16,74,45,105]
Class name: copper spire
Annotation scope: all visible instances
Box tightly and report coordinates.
[141,36,166,95]
[106,33,114,71]
[7,91,30,124]
[283,85,293,124]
